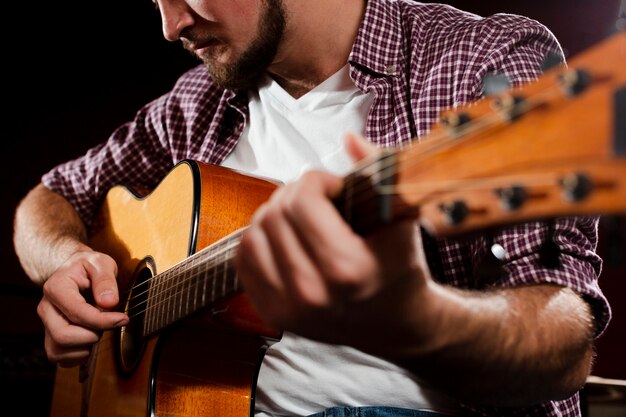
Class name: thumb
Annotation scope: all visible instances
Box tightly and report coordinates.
[84,253,121,310]
[344,132,380,163]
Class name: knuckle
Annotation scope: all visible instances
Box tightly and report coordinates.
[296,287,329,309]
[258,202,288,232]
[63,309,83,325]
[299,170,320,185]
[48,328,72,347]
[90,252,118,277]
[41,277,58,296]
[36,299,46,318]
[326,258,361,287]
[239,227,263,257]
[290,273,330,310]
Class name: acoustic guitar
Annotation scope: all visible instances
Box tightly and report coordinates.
[49,32,625,417]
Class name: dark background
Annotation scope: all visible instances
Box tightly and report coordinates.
[1,1,624,416]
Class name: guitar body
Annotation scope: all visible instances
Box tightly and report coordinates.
[49,161,279,417]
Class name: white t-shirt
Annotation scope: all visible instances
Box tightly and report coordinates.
[221,66,459,416]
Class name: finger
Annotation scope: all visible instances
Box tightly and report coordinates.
[83,253,120,310]
[280,173,378,294]
[43,330,94,367]
[38,298,104,366]
[43,276,128,331]
[344,132,380,163]
[413,225,434,282]
[283,171,369,263]
[38,298,102,347]
[257,195,330,308]
[56,351,93,368]
[237,214,285,309]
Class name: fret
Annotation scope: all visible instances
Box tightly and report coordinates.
[221,243,228,298]
[145,273,156,335]
[223,252,235,294]
[192,253,200,313]
[181,260,190,320]
[146,273,155,334]
[164,268,172,327]
[166,267,176,329]
[156,270,168,331]
[211,255,217,305]
[176,262,183,324]
[141,281,151,336]
[146,274,154,334]
[158,270,168,330]
[158,270,170,330]
[222,258,231,294]
[152,270,165,333]
[200,251,208,307]
[137,230,245,335]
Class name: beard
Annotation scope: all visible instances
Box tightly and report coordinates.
[183,0,286,91]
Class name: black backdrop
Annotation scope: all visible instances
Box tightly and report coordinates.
[1,1,623,416]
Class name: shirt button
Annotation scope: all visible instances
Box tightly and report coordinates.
[384,64,397,75]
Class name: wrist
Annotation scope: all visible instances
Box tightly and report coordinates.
[42,236,93,283]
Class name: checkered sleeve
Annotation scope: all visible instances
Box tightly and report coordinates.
[41,92,176,227]
[489,217,609,336]
[466,17,610,336]
[40,64,229,228]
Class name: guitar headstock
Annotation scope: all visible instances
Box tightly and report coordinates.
[338,32,626,237]
[406,31,626,237]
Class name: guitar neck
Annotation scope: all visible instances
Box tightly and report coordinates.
[141,229,244,336]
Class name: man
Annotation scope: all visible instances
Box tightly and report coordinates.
[13,0,608,416]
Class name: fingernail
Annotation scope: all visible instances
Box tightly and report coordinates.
[115,318,129,328]
[99,290,115,303]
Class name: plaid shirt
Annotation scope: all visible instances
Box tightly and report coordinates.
[43,1,609,416]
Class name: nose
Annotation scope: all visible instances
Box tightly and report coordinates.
[158,0,195,41]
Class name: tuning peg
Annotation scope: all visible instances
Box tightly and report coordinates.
[541,52,565,72]
[440,112,471,128]
[438,200,469,225]
[492,94,526,121]
[558,69,592,96]
[495,185,527,210]
[482,72,511,97]
[559,172,593,202]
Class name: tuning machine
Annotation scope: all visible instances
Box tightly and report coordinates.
[438,200,469,225]
[495,185,527,210]
[559,172,593,202]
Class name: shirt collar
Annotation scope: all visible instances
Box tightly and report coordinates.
[348,0,406,80]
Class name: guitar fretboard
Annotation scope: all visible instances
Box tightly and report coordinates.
[142,230,244,336]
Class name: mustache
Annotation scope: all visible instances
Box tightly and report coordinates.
[180,30,221,51]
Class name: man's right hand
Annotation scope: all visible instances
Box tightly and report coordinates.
[37,250,129,367]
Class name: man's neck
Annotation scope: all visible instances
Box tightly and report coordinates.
[266,0,366,98]
[269,71,340,99]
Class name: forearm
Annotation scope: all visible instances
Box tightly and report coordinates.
[393,282,594,406]
[13,183,91,285]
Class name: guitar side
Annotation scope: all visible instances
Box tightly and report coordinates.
[49,161,278,417]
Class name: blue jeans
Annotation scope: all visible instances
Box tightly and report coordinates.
[307,407,453,417]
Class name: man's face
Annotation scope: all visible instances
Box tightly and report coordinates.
[158,0,286,90]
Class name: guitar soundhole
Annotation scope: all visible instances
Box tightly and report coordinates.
[116,259,155,375]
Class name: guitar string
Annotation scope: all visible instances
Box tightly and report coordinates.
[322,78,567,209]
[119,72,577,327]
[123,229,244,317]
[125,239,240,320]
